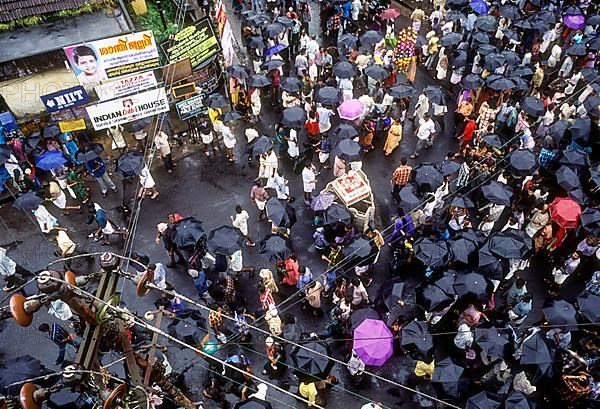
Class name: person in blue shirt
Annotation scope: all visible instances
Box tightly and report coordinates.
[341,0,351,31]
[84,157,117,197]
[38,322,79,365]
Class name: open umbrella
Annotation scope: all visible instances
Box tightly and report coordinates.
[364,65,389,80]
[252,136,274,155]
[226,64,249,79]
[500,4,521,20]
[560,148,589,167]
[423,85,446,105]
[205,93,230,109]
[420,282,455,312]
[569,118,591,143]
[247,36,266,49]
[475,15,498,32]
[477,43,498,55]
[310,192,335,211]
[333,139,361,161]
[323,203,352,226]
[449,196,475,209]
[12,192,44,210]
[281,77,303,93]
[484,53,506,71]
[446,0,469,8]
[24,134,41,154]
[440,158,461,174]
[577,292,600,322]
[470,0,488,13]
[441,32,463,47]
[116,151,144,177]
[338,33,358,49]
[511,65,534,77]
[504,392,535,409]
[276,16,293,27]
[509,149,538,176]
[168,320,203,345]
[502,50,521,67]
[462,74,485,89]
[487,77,515,90]
[580,207,600,236]
[343,235,376,265]
[481,181,513,206]
[259,234,292,262]
[466,392,501,409]
[266,197,290,227]
[563,14,586,30]
[360,30,383,46]
[338,99,364,121]
[475,328,509,359]
[432,358,465,398]
[332,61,358,78]
[388,84,416,98]
[75,143,103,162]
[291,341,334,381]
[0,355,46,394]
[330,123,359,140]
[316,86,340,104]
[473,31,490,44]
[556,166,582,192]
[549,197,581,229]
[453,272,488,298]
[350,307,379,330]
[35,151,67,170]
[42,123,61,139]
[353,319,394,366]
[548,120,570,142]
[207,225,244,255]
[248,74,271,88]
[399,185,421,212]
[171,217,205,249]
[401,321,433,358]
[281,106,307,128]
[481,133,503,148]
[542,299,577,327]
[262,59,285,72]
[478,245,508,280]
[521,96,545,117]
[264,22,285,38]
[234,397,273,409]
[222,111,243,123]
[565,43,587,56]
[448,237,478,264]
[520,331,555,383]
[447,10,466,22]
[414,238,449,268]
[488,229,532,259]
[413,163,443,191]
[379,7,400,20]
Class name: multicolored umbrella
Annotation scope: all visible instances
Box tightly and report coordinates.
[549,197,581,229]
[337,99,365,120]
[353,319,394,366]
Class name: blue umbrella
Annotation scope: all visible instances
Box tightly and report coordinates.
[470,0,489,14]
[35,151,67,170]
[265,44,287,58]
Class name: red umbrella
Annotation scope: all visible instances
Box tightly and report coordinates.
[549,197,581,229]
[379,7,401,20]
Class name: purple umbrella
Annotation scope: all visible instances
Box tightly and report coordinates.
[338,99,365,121]
[563,14,585,30]
[353,319,394,366]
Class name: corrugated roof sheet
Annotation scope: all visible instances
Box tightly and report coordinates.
[0,0,105,23]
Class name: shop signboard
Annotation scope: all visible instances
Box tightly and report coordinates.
[58,119,87,133]
[176,95,206,120]
[162,18,221,68]
[40,86,89,113]
[94,71,158,101]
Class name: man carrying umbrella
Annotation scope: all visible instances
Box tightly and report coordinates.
[84,157,117,198]
[391,157,413,202]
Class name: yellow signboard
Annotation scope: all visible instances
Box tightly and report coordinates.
[59,119,87,133]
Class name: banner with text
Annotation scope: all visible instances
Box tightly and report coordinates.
[216,0,235,67]
[40,85,89,113]
[94,71,158,101]
[161,18,221,68]
[176,95,207,120]
[85,88,169,130]
[59,119,87,133]
[64,31,160,88]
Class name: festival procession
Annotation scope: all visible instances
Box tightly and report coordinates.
[0,0,599,407]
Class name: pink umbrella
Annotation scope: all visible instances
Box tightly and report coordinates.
[379,7,401,20]
[353,319,394,366]
[338,99,365,121]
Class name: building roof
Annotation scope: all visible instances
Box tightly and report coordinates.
[0,0,105,23]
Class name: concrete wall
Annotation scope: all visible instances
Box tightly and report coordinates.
[0,68,79,118]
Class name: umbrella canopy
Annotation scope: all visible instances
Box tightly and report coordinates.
[423,85,446,105]
[475,15,498,32]
[478,245,508,280]
[560,148,589,167]
[475,328,509,359]
[569,118,592,143]
[413,163,444,191]
[168,320,203,345]
[310,192,335,211]
[323,203,352,226]
[266,197,291,227]
[226,64,249,79]
[350,307,379,330]
[338,33,358,49]
[247,35,266,49]
[316,86,341,104]
[343,235,376,265]
[439,159,462,176]
[477,43,497,55]
[0,355,45,394]
[338,99,365,120]
[222,111,243,123]
[275,16,293,27]
[470,0,488,14]
[500,4,521,20]
[549,197,581,229]
[565,42,587,56]
[332,61,358,78]
[488,229,532,259]
[487,77,515,90]
[563,14,586,29]
[291,341,334,381]
[253,136,274,155]
[234,397,273,409]
[577,292,600,322]
[401,321,433,358]
[432,358,465,398]
[484,53,506,71]
[462,74,485,89]
[35,151,67,170]
[330,123,359,140]
[481,181,513,206]
[281,76,303,93]
[388,84,416,98]
[116,151,145,177]
[333,139,361,161]
[466,391,501,409]
[259,234,292,262]
[504,392,535,409]
[473,32,490,44]
[127,116,153,133]
[249,74,271,88]
[353,319,394,366]
[447,10,467,22]
[379,7,400,20]
[420,273,456,310]
[360,30,383,46]
[75,143,103,162]
[281,106,307,128]
[207,225,244,255]
[542,299,577,327]
[264,22,285,38]
[547,120,570,143]
[399,185,421,212]
[12,192,44,210]
[580,207,600,236]
[171,217,205,249]
[521,96,546,117]
[364,64,389,80]
[520,332,555,383]
[556,166,582,192]
[414,238,449,268]
[42,123,61,138]
[481,133,503,148]
[453,272,488,298]
[441,32,463,46]
[512,65,534,77]
[205,93,230,109]
[448,237,478,264]
[262,59,285,72]
[509,149,538,176]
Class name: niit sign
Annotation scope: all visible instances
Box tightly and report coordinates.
[40,86,89,113]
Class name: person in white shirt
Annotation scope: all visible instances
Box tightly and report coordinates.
[222,124,237,162]
[317,105,334,133]
[139,165,159,199]
[154,130,175,173]
[302,163,317,205]
[411,113,435,158]
[295,51,308,76]
[231,205,255,246]
[351,0,361,21]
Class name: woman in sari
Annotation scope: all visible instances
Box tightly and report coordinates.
[66,168,89,204]
[383,119,403,155]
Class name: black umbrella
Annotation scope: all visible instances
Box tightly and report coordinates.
[399,185,421,212]
[520,331,555,383]
[401,321,433,358]
[333,139,361,161]
[343,235,376,265]
[330,123,358,140]
[350,307,379,330]
[584,95,600,114]
[420,282,454,311]
[448,237,478,264]
[414,163,444,191]
[577,292,600,322]
[247,36,266,49]
[432,358,465,398]
[476,43,497,55]
[475,15,498,32]
[462,74,485,89]
[475,328,509,359]
[264,22,285,38]
[168,320,203,345]
[588,15,600,26]
[439,160,461,176]
[42,123,61,138]
[565,43,587,56]
[316,86,341,104]
[116,151,145,177]
[281,106,307,128]
[500,4,521,20]
[560,148,589,167]
[488,229,532,259]
[484,53,506,71]
[548,119,569,142]
[481,133,503,148]
[332,61,358,78]
[276,16,293,27]
[504,392,535,409]
[266,197,290,227]
[450,196,474,209]
[542,299,577,327]
[511,65,534,77]
[262,59,285,72]
[24,133,41,154]
[206,93,230,109]
[259,234,292,262]
[0,355,46,394]
[533,10,556,24]
[521,96,545,117]
[447,10,466,22]
[281,77,304,93]
[75,143,104,162]
[569,118,591,143]
[245,12,270,27]
[446,0,468,8]
[171,217,205,249]
[226,64,249,79]
[453,272,488,298]
[291,341,334,382]
[252,135,274,155]
[441,32,463,46]
[364,64,389,80]
[47,389,87,409]
[388,84,416,98]
[360,30,383,46]
[502,50,521,67]
[338,33,358,49]
[581,67,600,82]
[580,207,600,236]
[383,282,408,310]
[481,181,513,206]
[509,149,538,176]
[414,238,449,268]
[487,77,515,90]
[452,52,468,69]
[249,74,271,88]
[473,32,490,45]
[478,245,508,280]
[234,397,273,409]
[423,85,446,105]
[222,111,243,123]
[466,391,501,409]
[556,166,582,192]
[207,225,244,255]
[12,192,44,210]
[323,203,352,226]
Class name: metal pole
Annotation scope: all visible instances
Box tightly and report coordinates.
[156,1,168,29]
